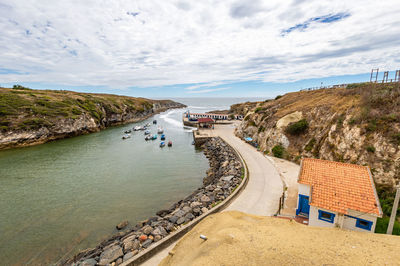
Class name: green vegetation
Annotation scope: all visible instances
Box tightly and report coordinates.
[275,95,282,100]
[254,107,263,113]
[366,145,376,153]
[0,85,157,133]
[285,119,309,135]
[375,217,400,235]
[272,144,285,158]
[304,138,316,152]
[240,167,245,179]
[248,120,256,127]
[258,126,265,133]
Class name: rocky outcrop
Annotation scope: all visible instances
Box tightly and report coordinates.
[0,100,185,150]
[235,84,400,186]
[65,137,244,266]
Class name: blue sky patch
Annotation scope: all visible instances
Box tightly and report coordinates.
[282,12,351,35]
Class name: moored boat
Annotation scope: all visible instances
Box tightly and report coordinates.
[145,135,152,141]
[122,134,131,139]
[133,126,141,131]
[160,134,165,140]
[151,134,158,140]
[153,120,157,124]
[160,141,165,147]
[144,130,150,135]
[157,126,164,134]
[168,141,172,147]
[124,129,132,134]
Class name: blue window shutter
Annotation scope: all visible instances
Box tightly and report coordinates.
[318,210,335,223]
[355,218,372,231]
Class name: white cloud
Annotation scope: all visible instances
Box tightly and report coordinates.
[0,0,399,89]
[186,87,230,94]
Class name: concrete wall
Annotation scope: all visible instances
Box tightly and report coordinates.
[309,206,339,228]
[342,210,377,233]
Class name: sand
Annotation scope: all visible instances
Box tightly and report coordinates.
[160,211,400,266]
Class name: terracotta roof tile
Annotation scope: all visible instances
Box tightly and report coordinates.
[299,158,382,216]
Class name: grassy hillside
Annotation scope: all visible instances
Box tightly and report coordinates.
[0,85,166,132]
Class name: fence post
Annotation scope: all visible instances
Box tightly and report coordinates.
[387,187,400,235]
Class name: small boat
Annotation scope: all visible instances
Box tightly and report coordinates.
[122,134,131,139]
[192,141,195,145]
[133,126,141,131]
[144,130,151,135]
[124,129,132,134]
[145,135,152,141]
[160,141,165,147]
[153,120,157,124]
[157,126,164,134]
[168,141,172,147]
[161,134,165,140]
[151,134,158,140]
[145,123,151,127]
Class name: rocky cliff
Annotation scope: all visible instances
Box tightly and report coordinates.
[235,83,400,187]
[0,85,185,150]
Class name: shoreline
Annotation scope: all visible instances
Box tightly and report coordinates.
[65,137,245,266]
[0,105,184,151]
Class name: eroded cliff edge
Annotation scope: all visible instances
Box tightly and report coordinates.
[0,86,185,150]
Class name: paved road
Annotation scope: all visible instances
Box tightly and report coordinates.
[142,124,283,265]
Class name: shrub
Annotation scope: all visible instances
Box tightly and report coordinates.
[272,144,285,158]
[248,121,256,127]
[366,120,377,132]
[258,126,265,133]
[366,145,376,153]
[285,119,308,135]
[275,95,282,100]
[254,107,263,113]
[375,217,400,235]
[12,84,31,90]
[304,138,316,152]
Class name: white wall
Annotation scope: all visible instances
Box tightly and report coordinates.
[342,210,377,233]
[298,183,310,196]
[309,206,338,228]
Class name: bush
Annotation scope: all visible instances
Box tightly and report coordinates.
[375,217,400,235]
[305,138,316,152]
[366,145,376,153]
[254,107,263,113]
[258,126,265,133]
[272,144,285,158]
[275,95,282,100]
[366,120,377,132]
[285,119,308,135]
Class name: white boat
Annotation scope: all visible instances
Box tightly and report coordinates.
[157,126,164,134]
[133,126,141,131]
[122,134,131,139]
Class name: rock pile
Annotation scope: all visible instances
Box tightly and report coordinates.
[66,137,243,266]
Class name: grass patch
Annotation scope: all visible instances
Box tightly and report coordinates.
[211,200,222,208]
[240,167,245,179]
[285,119,308,135]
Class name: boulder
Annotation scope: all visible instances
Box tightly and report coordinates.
[173,209,187,218]
[151,226,167,237]
[78,258,97,266]
[139,235,148,242]
[193,207,201,215]
[115,258,123,265]
[184,213,195,222]
[176,217,186,225]
[201,207,208,214]
[221,175,234,182]
[123,251,134,262]
[189,201,202,208]
[169,215,179,224]
[156,209,170,217]
[123,239,139,253]
[142,239,153,248]
[182,206,192,213]
[154,235,162,242]
[200,195,211,203]
[141,225,153,235]
[116,221,128,230]
[98,245,123,265]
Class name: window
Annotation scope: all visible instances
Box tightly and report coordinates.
[356,218,372,231]
[318,210,335,223]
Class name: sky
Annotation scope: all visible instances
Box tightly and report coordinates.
[0,0,400,98]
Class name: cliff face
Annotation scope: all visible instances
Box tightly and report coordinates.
[235,83,400,186]
[0,86,185,150]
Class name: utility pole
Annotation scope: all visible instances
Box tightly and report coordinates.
[387,187,400,235]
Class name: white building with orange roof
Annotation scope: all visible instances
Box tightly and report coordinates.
[296,158,382,232]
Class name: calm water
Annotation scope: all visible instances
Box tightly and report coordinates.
[0,97,263,265]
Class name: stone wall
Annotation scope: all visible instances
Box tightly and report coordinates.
[65,137,244,266]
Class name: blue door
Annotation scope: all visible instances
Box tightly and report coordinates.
[297,195,310,217]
